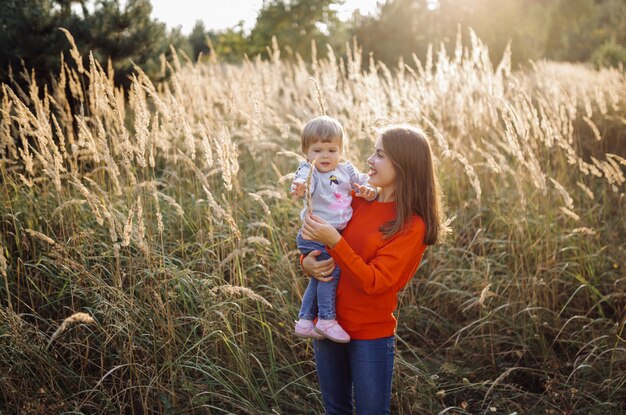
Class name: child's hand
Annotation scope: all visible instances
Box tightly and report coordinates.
[353,184,377,201]
[290,181,306,199]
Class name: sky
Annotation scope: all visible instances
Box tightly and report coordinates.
[148,0,383,34]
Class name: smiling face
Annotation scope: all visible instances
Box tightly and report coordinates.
[306,139,342,173]
[367,136,397,199]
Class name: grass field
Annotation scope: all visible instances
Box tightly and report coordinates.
[0,32,624,414]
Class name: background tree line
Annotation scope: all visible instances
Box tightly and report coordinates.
[2,0,625,89]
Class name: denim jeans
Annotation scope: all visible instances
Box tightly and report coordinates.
[314,336,396,415]
[296,230,341,320]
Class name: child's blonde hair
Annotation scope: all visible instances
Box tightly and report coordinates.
[301,115,344,153]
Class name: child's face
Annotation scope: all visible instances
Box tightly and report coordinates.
[306,140,342,173]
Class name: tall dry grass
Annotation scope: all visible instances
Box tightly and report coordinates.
[0,30,624,414]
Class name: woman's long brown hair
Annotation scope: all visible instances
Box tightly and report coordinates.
[379,125,445,245]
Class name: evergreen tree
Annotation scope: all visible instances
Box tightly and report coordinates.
[188,21,211,60]
[0,0,86,86]
[351,0,433,68]
[545,0,625,62]
[212,23,250,63]
[0,0,189,89]
[249,0,345,60]
[82,0,172,86]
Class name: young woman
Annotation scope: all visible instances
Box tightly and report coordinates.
[300,124,446,415]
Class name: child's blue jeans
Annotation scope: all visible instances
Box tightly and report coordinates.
[296,230,341,320]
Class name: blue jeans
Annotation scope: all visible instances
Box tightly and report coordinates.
[297,231,341,320]
[314,336,396,415]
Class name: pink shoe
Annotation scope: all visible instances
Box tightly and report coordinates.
[294,319,324,340]
[315,319,350,343]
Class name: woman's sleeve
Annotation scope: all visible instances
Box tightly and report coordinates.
[328,219,427,295]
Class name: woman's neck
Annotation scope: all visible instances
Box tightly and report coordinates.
[377,187,395,202]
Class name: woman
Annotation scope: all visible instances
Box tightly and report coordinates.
[300,124,446,415]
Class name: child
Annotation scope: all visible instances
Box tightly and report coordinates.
[290,115,377,343]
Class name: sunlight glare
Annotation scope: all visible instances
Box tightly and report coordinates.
[427,0,440,11]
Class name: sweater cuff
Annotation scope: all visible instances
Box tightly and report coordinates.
[328,237,350,258]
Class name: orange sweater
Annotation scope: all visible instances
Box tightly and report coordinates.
[328,196,427,340]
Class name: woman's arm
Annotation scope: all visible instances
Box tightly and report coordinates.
[303,213,427,295]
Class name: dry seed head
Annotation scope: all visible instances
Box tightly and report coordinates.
[220,249,243,267]
[570,227,596,235]
[152,187,164,233]
[245,236,271,246]
[0,241,7,278]
[277,150,306,162]
[213,126,238,191]
[305,159,316,214]
[221,193,241,239]
[443,150,482,203]
[48,312,95,348]
[255,189,284,200]
[248,192,271,216]
[18,174,34,188]
[70,177,105,226]
[76,116,100,163]
[603,156,626,185]
[247,221,271,231]
[59,29,84,74]
[582,116,602,141]
[202,185,225,220]
[136,196,146,246]
[478,284,494,308]
[122,201,136,247]
[576,181,594,200]
[158,192,185,217]
[559,207,580,221]
[278,173,296,185]
[25,229,58,246]
[131,80,149,167]
[549,177,574,210]
[211,284,272,309]
[182,119,196,160]
[200,128,213,168]
[309,77,327,115]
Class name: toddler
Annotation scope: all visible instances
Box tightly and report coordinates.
[290,115,376,343]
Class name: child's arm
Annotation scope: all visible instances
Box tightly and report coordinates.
[353,183,378,201]
[289,161,313,199]
[290,181,307,199]
[346,161,378,201]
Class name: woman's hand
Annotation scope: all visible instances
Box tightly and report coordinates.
[301,212,342,248]
[302,250,335,282]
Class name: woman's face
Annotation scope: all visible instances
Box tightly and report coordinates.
[367,136,396,190]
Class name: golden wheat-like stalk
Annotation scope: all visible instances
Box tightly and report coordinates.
[248,192,271,216]
[211,284,272,309]
[308,77,326,115]
[25,229,58,246]
[0,241,7,279]
[47,312,95,348]
[305,159,316,214]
